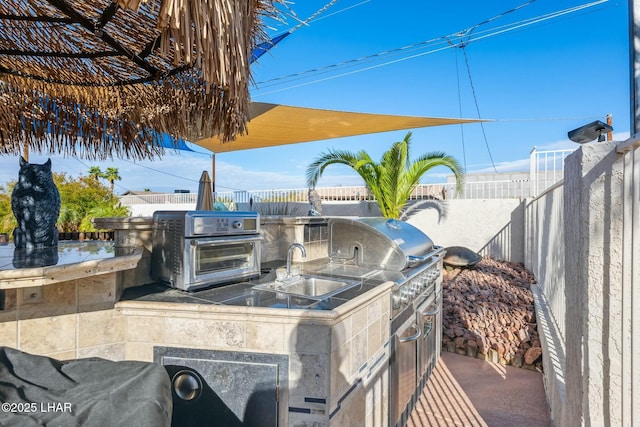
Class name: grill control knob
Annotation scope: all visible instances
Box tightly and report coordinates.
[391,291,402,309]
[410,283,422,295]
[399,289,412,304]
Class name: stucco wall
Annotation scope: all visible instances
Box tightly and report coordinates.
[563,141,636,427]
[406,199,525,263]
[124,199,524,263]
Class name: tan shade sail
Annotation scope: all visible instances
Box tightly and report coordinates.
[195,102,486,153]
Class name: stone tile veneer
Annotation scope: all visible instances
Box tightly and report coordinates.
[0,273,126,360]
[118,281,393,427]
[0,241,141,359]
[92,216,155,291]
[0,263,392,426]
[260,216,331,263]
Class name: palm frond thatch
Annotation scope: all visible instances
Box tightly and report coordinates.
[0,0,280,160]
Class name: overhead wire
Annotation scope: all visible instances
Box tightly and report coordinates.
[288,0,340,32]
[453,49,467,173]
[74,155,252,193]
[252,0,609,95]
[72,157,131,193]
[65,1,608,192]
[306,0,372,24]
[461,46,497,173]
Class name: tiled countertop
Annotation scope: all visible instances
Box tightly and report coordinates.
[118,259,394,319]
[0,241,142,289]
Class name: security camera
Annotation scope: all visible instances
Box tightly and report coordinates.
[568,120,613,144]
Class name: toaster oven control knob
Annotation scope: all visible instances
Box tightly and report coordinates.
[232,220,243,229]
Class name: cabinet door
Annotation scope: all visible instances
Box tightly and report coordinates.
[158,348,288,427]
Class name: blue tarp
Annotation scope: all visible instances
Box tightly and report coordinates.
[155,134,195,152]
[250,32,291,63]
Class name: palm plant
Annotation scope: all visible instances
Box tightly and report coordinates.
[306,132,464,219]
[103,167,121,194]
[88,166,104,182]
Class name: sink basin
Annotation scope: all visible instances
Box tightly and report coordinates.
[254,275,359,299]
[221,290,318,309]
[285,276,356,297]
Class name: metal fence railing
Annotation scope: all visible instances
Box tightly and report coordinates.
[119,181,534,206]
[119,192,198,205]
[119,149,573,207]
[529,147,575,197]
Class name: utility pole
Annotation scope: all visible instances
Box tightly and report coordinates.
[607,113,613,141]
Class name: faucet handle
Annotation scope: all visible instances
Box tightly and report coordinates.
[276,267,287,281]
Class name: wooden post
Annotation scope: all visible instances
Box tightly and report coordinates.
[211,154,216,193]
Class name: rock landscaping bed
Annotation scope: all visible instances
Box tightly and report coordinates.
[441,257,543,371]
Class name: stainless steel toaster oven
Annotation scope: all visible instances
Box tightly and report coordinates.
[151,211,261,291]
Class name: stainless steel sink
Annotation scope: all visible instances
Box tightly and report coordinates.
[221,290,318,309]
[285,276,355,297]
[254,275,359,299]
[310,264,376,279]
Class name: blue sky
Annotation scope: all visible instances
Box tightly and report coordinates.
[0,0,631,194]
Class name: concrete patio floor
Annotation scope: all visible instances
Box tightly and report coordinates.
[406,352,552,427]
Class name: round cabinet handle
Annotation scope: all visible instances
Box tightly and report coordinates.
[399,324,422,343]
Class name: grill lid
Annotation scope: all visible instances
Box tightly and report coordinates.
[328,217,435,271]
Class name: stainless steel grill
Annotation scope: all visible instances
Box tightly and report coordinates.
[328,217,435,271]
[326,217,444,427]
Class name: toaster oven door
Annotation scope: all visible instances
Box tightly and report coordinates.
[184,236,261,290]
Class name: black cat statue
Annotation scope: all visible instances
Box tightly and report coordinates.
[11,157,61,250]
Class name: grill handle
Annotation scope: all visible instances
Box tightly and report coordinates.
[422,305,440,317]
[398,324,422,343]
[406,249,444,268]
[406,255,429,268]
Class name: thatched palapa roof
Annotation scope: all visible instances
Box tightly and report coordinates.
[0,0,279,160]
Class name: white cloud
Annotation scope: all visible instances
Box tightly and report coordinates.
[536,131,630,151]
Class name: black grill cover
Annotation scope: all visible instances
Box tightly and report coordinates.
[0,347,172,427]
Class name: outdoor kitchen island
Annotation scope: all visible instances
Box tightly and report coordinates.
[118,259,395,427]
[105,215,443,427]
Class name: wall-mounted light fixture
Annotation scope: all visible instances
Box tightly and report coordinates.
[568,120,613,144]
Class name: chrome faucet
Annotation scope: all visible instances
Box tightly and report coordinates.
[286,243,307,277]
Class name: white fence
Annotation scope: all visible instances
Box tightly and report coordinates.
[120,180,534,207]
[119,192,199,205]
[525,180,566,343]
[119,149,572,208]
[529,147,575,196]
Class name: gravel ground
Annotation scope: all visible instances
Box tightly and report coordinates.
[441,257,543,370]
